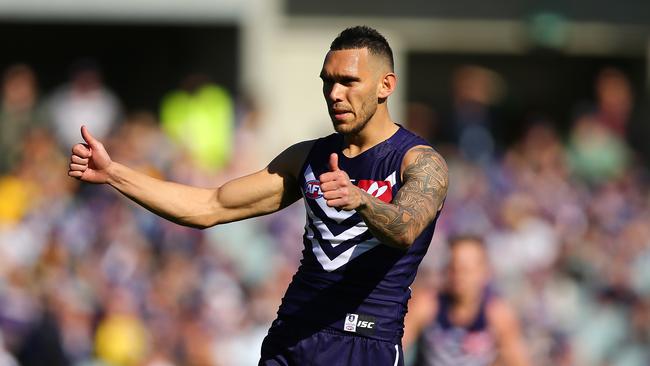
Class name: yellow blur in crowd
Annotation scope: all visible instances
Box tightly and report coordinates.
[95,314,148,366]
[0,176,34,224]
[160,83,234,171]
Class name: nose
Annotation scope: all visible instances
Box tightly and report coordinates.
[326,82,344,102]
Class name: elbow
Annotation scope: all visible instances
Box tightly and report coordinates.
[191,222,211,230]
[373,230,416,250]
[177,215,218,230]
[389,235,414,250]
[399,239,414,250]
[391,229,423,250]
[194,217,219,230]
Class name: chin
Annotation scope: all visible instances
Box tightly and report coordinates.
[332,118,367,135]
[333,124,350,134]
[332,120,352,134]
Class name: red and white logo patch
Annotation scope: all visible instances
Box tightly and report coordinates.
[357,180,393,203]
[304,180,323,199]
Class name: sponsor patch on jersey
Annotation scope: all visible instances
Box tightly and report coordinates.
[304,180,323,199]
[343,313,376,336]
[357,180,393,203]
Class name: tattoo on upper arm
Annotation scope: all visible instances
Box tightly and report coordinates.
[359,147,448,247]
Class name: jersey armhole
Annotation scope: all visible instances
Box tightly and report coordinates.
[295,135,334,182]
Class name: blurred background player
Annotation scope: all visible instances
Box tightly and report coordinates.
[404,235,529,366]
[0,63,48,174]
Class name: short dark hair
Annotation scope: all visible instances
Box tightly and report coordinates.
[330,26,394,71]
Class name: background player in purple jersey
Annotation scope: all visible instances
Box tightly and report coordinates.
[67,26,448,365]
[404,236,529,366]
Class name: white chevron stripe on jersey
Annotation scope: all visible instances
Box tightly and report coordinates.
[301,164,397,271]
[304,203,367,247]
[306,224,380,272]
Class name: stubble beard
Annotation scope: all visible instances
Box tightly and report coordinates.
[332,96,378,136]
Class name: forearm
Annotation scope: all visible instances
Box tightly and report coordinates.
[107,162,219,228]
[356,190,424,249]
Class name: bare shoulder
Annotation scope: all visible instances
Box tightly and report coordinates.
[399,145,449,205]
[285,139,317,155]
[268,139,316,179]
[401,145,448,173]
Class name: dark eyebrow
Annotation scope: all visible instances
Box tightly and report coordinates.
[319,72,361,83]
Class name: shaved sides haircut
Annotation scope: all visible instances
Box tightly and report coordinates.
[330,26,394,71]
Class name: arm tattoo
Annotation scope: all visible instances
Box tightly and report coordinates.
[357,147,448,249]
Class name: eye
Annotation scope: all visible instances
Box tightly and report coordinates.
[339,77,360,86]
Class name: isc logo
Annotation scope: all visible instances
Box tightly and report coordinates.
[357,320,374,329]
[344,313,375,334]
[304,180,323,199]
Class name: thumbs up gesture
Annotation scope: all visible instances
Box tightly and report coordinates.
[68,126,113,183]
[319,153,363,210]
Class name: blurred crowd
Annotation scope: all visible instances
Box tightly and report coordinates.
[0,60,649,366]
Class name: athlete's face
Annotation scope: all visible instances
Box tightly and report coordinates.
[320,48,382,134]
[447,240,489,298]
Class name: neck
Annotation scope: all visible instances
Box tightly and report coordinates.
[451,290,482,308]
[342,105,398,157]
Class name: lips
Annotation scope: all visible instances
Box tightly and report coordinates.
[331,108,352,120]
[332,112,352,121]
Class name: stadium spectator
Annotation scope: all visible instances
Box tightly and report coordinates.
[447,65,505,164]
[160,74,234,172]
[594,68,634,138]
[0,64,48,174]
[47,59,121,150]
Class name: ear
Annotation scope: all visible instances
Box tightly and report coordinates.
[378,72,397,99]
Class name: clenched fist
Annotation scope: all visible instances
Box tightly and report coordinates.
[68,126,113,184]
[319,153,365,211]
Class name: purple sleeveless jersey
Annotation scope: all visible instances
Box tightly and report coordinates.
[274,125,441,344]
[414,289,498,366]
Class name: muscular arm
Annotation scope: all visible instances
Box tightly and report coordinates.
[69,126,310,229]
[320,145,448,249]
[357,146,448,248]
[106,147,304,228]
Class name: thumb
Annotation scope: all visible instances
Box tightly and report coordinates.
[81,125,100,147]
[329,153,339,172]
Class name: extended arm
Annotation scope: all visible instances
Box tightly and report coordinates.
[320,146,448,249]
[69,126,309,228]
